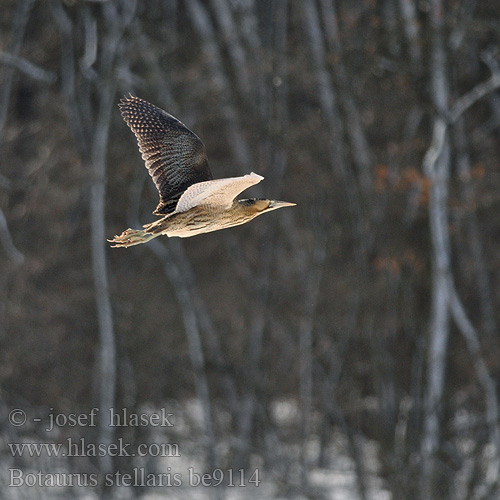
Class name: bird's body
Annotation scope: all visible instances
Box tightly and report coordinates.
[121,198,283,244]
[108,96,294,247]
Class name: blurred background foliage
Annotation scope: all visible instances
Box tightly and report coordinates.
[1,0,500,498]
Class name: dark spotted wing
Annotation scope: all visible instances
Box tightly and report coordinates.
[119,95,213,215]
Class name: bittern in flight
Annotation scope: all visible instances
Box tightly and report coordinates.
[108,96,295,248]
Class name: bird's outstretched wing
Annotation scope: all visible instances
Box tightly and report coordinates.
[175,172,264,213]
[119,95,213,215]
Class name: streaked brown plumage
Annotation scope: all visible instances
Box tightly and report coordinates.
[108,96,295,247]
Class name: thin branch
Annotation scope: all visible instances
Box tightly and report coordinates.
[454,119,497,336]
[0,173,12,190]
[398,0,422,67]
[0,0,35,134]
[50,0,90,157]
[449,71,500,123]
[447,278,500,494]
[423,64,500,174]
[0,207,24,264]
[80,9,98,71]
[0,52,57,83]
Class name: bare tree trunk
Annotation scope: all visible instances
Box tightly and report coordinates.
[233,0,293,472]
[454,120,497,336]
[319,357,369,500]
[208,0,251,100]
[301,4,369,498]
[234,280,268,469]
[186,0,252,170]
[50,2,89,156]
[420,0,451,484]
[168,240,240,414]
[300,0,366,261]
[420,15,500,494]
[0,0,35,266]
[299,230,327,484]
[143,239,222,500]
[420,121,451,500]
[398,0,422,68]
[89,85,117,479]
[320,0,372,191]
[186,0,268,473]
[382,0,401,57]
[447,284,500,497]
[88,1,136,482]
[88,1,134,485]
[52,2,136,489]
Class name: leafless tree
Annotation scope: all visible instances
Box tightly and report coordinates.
[51,1,137,491]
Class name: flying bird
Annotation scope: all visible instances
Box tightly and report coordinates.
[108,96,295,247]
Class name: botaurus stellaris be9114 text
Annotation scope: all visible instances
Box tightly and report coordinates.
[108,96,295,247]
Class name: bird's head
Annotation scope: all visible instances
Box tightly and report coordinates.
[238,198,296,215]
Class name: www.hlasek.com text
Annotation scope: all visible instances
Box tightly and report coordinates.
[9,438,180,459]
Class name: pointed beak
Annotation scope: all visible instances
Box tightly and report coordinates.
[269,200,296,210]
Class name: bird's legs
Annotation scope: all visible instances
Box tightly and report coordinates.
[107,228,158,248]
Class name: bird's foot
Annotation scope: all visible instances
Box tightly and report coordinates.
[107,228,153,248]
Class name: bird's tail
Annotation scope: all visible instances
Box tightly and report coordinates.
[107,228,158,248]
